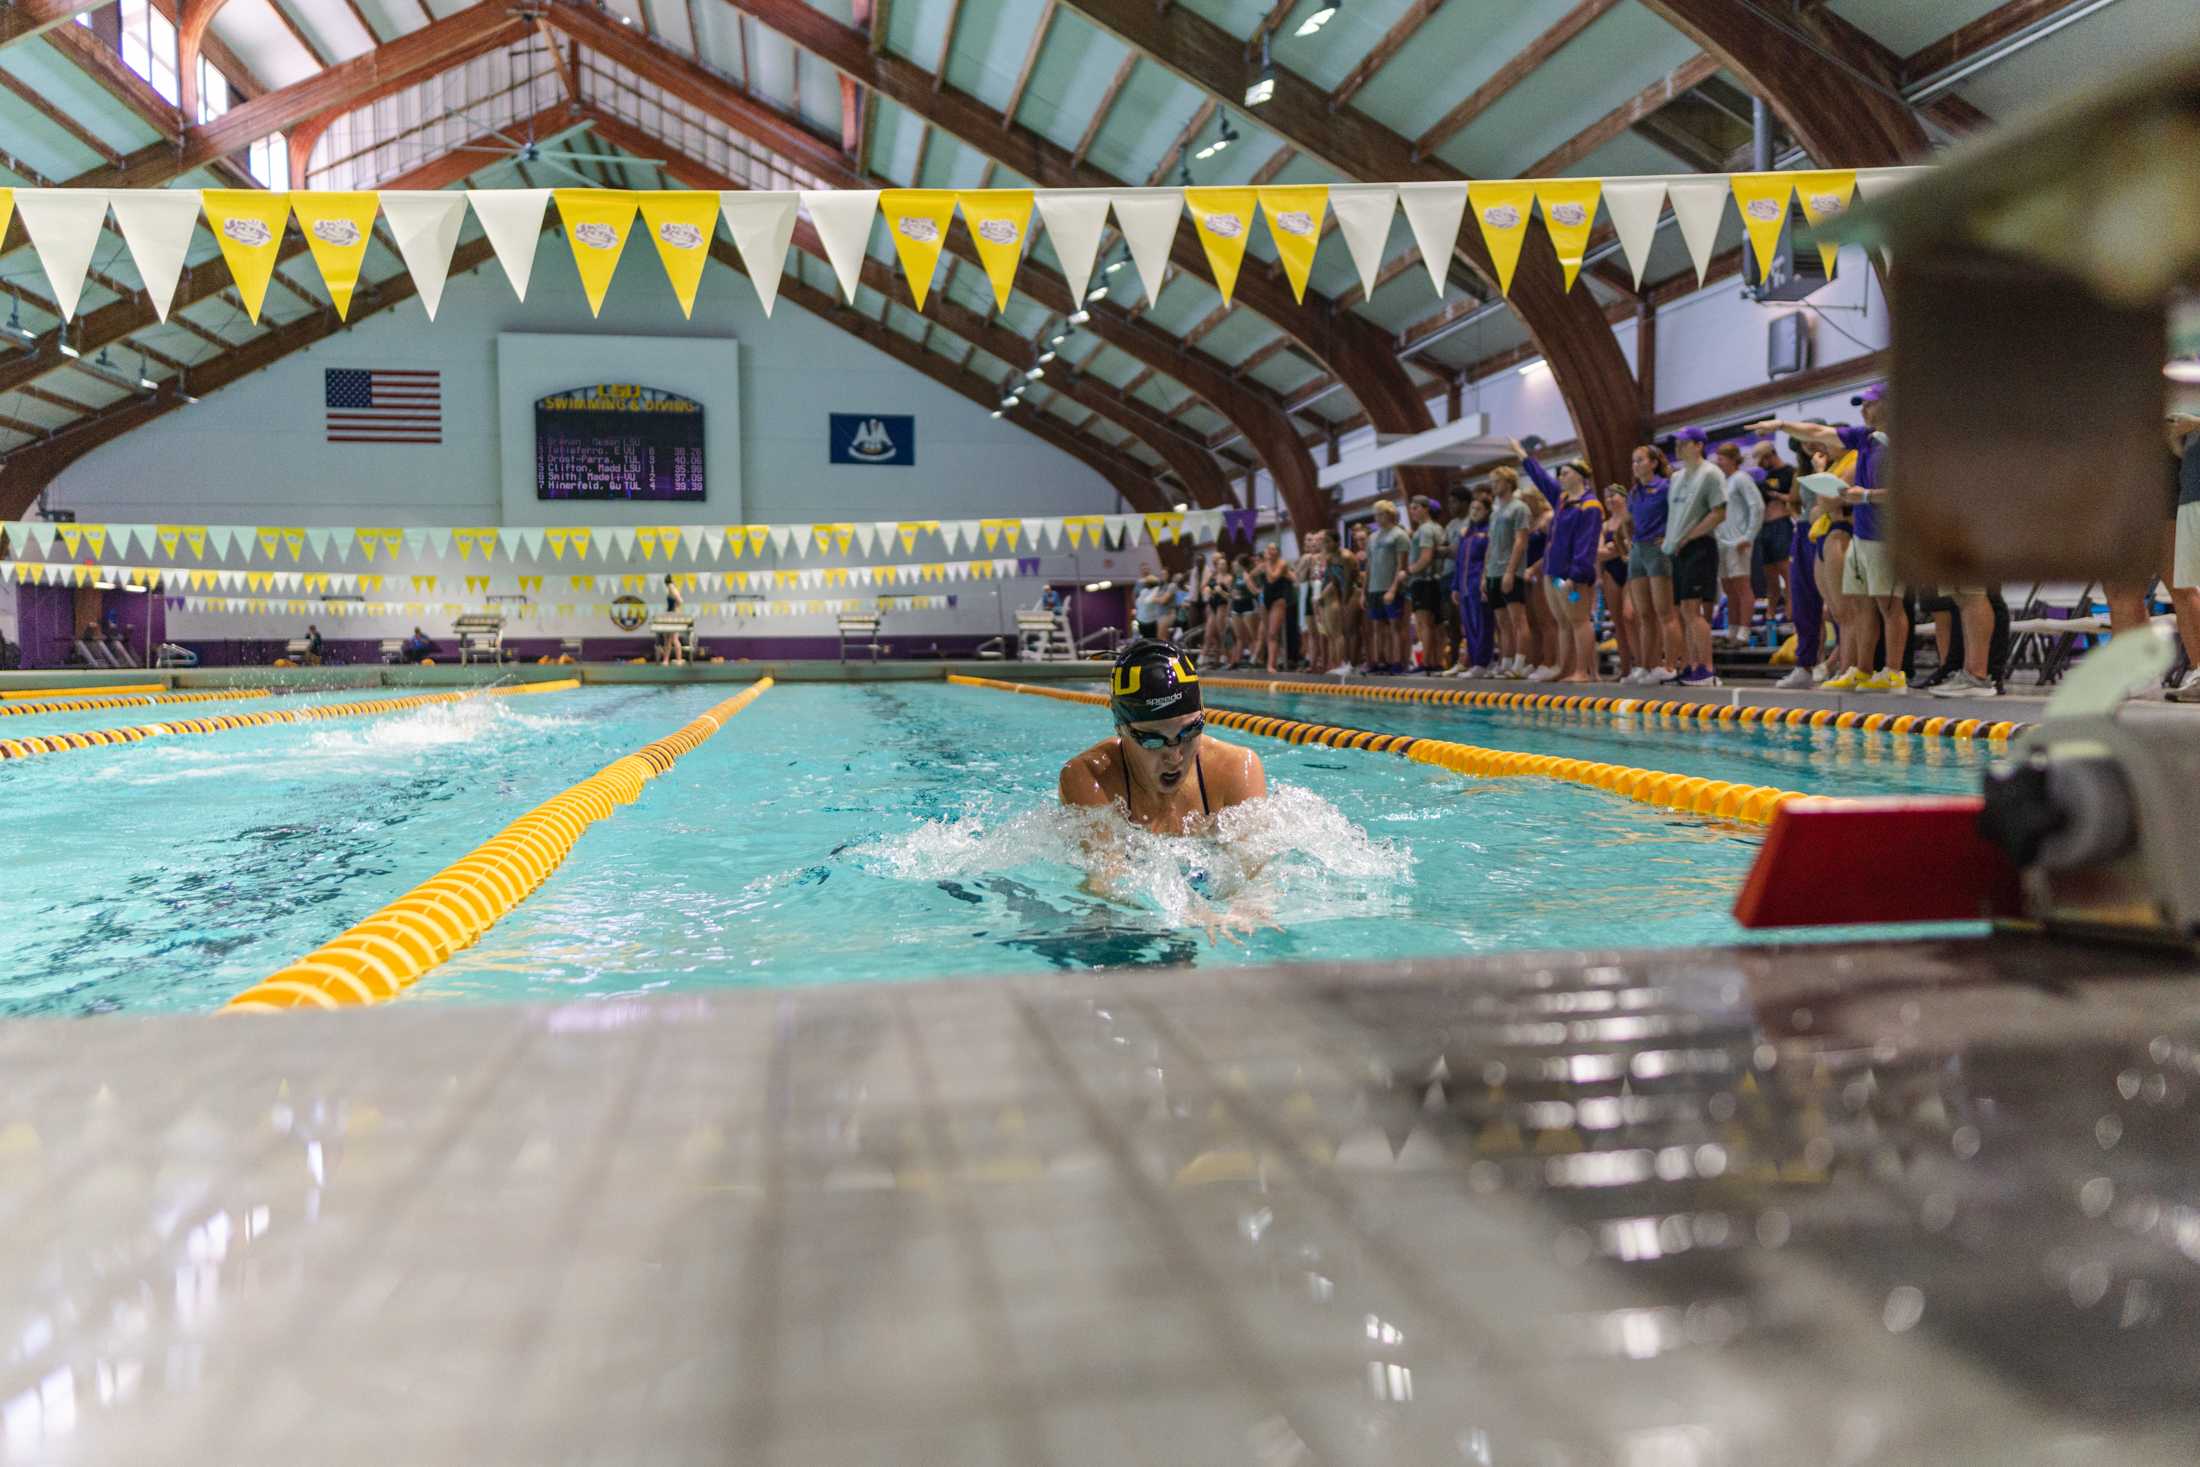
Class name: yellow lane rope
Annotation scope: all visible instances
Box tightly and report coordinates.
[0,688,273,719]
[223,677,774,1012]
[948,674,1813,825]
[1199,675,2030,745]
[0,679,577,762]
[1,682,168,700]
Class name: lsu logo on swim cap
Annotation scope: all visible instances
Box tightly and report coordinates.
[1112,657,1198,697]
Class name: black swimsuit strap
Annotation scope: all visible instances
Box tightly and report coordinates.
[1197,754,1209,816]
[1119,743,1210,820]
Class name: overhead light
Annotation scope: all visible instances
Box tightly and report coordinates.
[1037,350,1056,364]
[998,395,1019,408]
[2167,357,2200,384]
[1049,332,1068,345]
[1086,284,1108,302]
[93,579,116,591]
[1517,358,1549,378]
[1172,502,1188,513]
[1085,580,1113,592]
[1025,366,1045,380]
[1245,36,1276,107]
[122,581,147,594]
[1294,0,1339,38]
[1068,309,1090,325]
[990,409,1004,419]
[1194,110,1237,161]
[180,389,200,404]
[137,354,156,391]
[57,334,78,360]
[1104,258,1127,276]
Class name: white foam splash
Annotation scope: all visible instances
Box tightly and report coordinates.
[299,697,576,757]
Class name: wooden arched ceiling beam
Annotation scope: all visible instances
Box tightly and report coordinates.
[550,9,1320,529]
[1635,1,1932,166]
[0,0,84,49]
[632,0,1448,512]
[1044,0,1644,488]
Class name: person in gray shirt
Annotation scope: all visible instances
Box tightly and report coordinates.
[1484,466,1531,676]
[1363,500,1412,673]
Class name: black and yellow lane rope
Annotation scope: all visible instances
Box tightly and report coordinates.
[1,682,170,701]
[948,674,1813,826]
[0,687,274,719]
[1200,674,2031,746]
[0,679,576,762]
[224,677,774,1012]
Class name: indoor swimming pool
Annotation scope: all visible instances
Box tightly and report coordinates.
[0,678,1993,1018]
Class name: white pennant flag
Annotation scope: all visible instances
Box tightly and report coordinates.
[1600,178,1668,289]
[678,526,703,559]
[1397,182,1468,296]
[1111,190,1182,308]
[521,527,546,559]
[1020,518,1044,552]
[467,188,552,300]
[380,191,469,319]
[800,190,879,304]
[108,190,202,322]
[306,527,333,561]
[1665,176,1730,288]
[426,527,452,556]
[1036,188,1112,306]
[721,191,799,315]
[942,520,974,555]
[1855,167,1928,267]
[608,527,637,559]
[17,188,112,321]
[767,526,791,556]
[1105,514,1140,548]
[208,526,237,560]
[499,528,526,558]
[1327,184,1398,302]
[1183,507,1223,543]
[854,523,878,557]
[789,524,813,557]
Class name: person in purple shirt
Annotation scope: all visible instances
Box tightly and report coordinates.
[1446,493,1493,675]
[1513,439,1604,682]
[1754,384,1908,691]
[1622,443,1678,682]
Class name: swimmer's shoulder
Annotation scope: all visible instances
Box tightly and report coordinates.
[1058,738,1121,807]
[1200,736,1267,808]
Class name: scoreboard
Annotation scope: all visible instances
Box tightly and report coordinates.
[535,384,705,501]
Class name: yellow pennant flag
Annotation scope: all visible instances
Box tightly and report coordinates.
[1184,188,1257,304]
[255,527,281,560]
[55,526,79,557]
[289,191,380,318]
[1727,173,1797,284]
[355,528,384,562]
[1788,169,1858,277]
[554,189,639,316]
[0,190,11,250]
[723,528,746,561]
[1534,180,1602,291]
[638,191,719,317]
[1063,515,1103,548]
[1257,186,1328,303]
[202,190,294,322]
[1144,512,1184,545]
[745,526,770,556]
[82,525,107,557]
[1466,182,1537,297]
[880,190,957,309]
[814,523,854,555]
[635,527,661,561]
[958,189,1034,311]
[897,521,935,554]
[572,574,594,590]
[282,528,304,561]
[156,525,182,557]
[183,526,207,559]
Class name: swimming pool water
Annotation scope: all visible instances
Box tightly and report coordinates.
[1,681,1989,1017]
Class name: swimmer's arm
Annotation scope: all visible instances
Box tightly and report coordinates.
[1059,754,1136,900]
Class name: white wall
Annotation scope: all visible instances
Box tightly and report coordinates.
[1651,244,1887,418]
[43,239,1130,644]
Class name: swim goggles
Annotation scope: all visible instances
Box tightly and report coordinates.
[1117,716,1205,750]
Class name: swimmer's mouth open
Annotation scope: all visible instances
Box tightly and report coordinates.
[1157,764,1186,790]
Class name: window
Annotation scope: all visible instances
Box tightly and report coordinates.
[197,57,230,124]
[248,131,288,189]
[114,0,179,104]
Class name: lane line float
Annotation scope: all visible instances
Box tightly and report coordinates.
[0,682,169,700]
[0,688,274,719]
[223,678,773,1012]
[947,674,1815,826]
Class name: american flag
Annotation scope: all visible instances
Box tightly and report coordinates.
[325,368,441,444]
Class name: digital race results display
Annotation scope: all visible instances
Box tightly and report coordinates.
[535,384,705,501]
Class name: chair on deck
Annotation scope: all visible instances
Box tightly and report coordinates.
[454,612,506,665]
[837,612,883,662]
[2005,582,2106,686]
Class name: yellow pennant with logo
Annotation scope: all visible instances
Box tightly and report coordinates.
[156,525,183,558]
[289,191,380,318]
[0,190,12,251]
[1466,182,1536,297]
[880,190,957,310]
[815,523,855,555]
[1534,180,1602,291]
[183,526,207,559]
[553,189,638,316]
[958,189,1034,311]
[82,525,107,557]
[202,190,294,322]
[638,190,719,317]
[1144,512,1184,545]
[282,528,305,561]
[744,526,770,557]
[979,519,1020,552]
[634,527,662,561]
[1787,169,1858,277]
[1062,515,1104,548]
[1184,188,1258,304]
[1727,173,1796,283]
[1257,186,1328,303]
[898,521,936,554]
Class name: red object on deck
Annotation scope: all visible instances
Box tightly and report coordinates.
[1733,797,2026,928]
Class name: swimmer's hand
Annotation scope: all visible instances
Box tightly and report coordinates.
[1199,895,1283,948]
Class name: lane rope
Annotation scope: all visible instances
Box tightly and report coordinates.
[0,680,576,762]
[1,682,169,700]
[1199,675,2029,746]
[948,673,1816,826]
[0,688,273,719]
[223,677,774,1012]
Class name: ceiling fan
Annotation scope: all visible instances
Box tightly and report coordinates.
[443,107,663,186]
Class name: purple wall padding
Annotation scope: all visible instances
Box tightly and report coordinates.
[14,585,77,668]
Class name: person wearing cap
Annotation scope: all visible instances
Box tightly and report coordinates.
[1662,427,1728,687]
[1060,639,1266,838]
[1754,386,1908,691]
[1713,441,1764,650]
[1622,444,1678,683]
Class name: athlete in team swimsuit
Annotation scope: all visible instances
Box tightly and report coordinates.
[1058,638,1265,835]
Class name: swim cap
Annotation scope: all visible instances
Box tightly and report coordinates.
[1110,638,1202,722]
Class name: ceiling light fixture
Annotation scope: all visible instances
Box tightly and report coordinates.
[1518,358,1550,378]
[137,354,156,391]
[1294,0,1340,38]
[1037,350,1056,364]
[1245,36,1276,107]
[1068,309,1090,325]
[57,328,78,360]
[5,300,32,341]
[1086,283,1109,302]
[1025,366,1045,380]
[1193,111,1239,161]
[2166,356,2200,384]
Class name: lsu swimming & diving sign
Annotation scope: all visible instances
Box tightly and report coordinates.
[830,414,915,466]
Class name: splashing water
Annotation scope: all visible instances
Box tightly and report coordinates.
[299,697,581,760]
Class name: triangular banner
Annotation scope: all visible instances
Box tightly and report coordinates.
[720,191,799,316]
[1465,181,1535,297]
[16,187,112,322]
[1111,190,1182,308]
[1600,178,1666,289]
[379,190,469,320]
[1034,189,1111,307]
[201,190,294,322]
[1665,176,1730,287]
[1727,172,1796,284]
[959,188,1034,311]
[1398,182,1469,296]
[879,189,957,309]
[802,189,880,303]
[468,187,551,299]
[1184,188,1257,304]
[1327,184,1396,303]
[290,191,381,318]
[638,190,720,316]
[1534,179,1601,291]
[1256,186,1327,304]
[108,189,201,322]
[1788,169,1858,277]
[554,188,639,316]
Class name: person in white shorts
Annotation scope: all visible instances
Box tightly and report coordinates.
[2169,412,2200,702]
[1713,441,1763,647]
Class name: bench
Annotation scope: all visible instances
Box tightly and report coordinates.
[837,612,883,662]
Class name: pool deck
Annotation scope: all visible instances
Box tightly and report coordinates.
[4,933,2198,1463]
